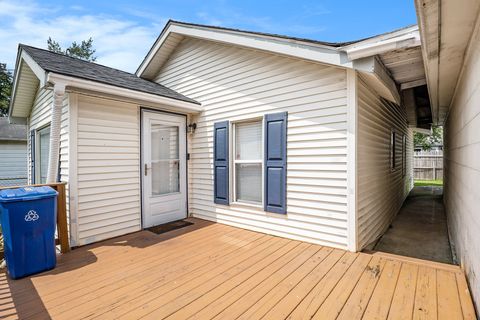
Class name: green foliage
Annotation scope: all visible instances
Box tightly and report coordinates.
[47,37,97,62]
[414,126,443,150]
[0,63,13,117]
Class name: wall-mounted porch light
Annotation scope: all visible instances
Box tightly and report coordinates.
[187,123,197,134]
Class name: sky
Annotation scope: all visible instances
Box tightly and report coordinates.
[0,0,417,73]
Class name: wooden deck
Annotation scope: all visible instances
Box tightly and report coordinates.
[0,218,476,319]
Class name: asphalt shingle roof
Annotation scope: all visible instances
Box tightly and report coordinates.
[20,45,199,105]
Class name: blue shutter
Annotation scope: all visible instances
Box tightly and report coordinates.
[214,121,229,205]
[30,129,35,184]
[264,112,287,214]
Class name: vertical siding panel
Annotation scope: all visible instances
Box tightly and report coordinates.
[155,38,350,249]
[356,76,413,249]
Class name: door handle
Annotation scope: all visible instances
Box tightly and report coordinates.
[144,163,148,176]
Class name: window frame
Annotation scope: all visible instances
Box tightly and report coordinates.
[231,117,264,207]
[390,129,396,171]
[35,124,51,184]
[402,134,407,177]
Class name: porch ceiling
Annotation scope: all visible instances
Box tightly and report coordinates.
[379,45,432,130]
[1,218,474,319]
[379,46,426,89]
[415,0,480,125]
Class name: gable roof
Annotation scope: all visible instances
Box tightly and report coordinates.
[20,45,198,105]
[136,20,419,80]
[0,117,27,141]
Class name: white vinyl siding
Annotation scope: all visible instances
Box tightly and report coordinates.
[155,38,350,249]
[443,21,480,312]
[356,76,413,249]
[75,95,141,245]
[0,141,27,187]
[27,86,70,241]
[27,87,69,185]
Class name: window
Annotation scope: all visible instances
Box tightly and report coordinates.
[37,126,50,184]
[151,123,179,195]
[390,130,396,170]
[233,120,263,205]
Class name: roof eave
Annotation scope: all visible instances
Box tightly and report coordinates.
[340,26,421,60]
[136,21,352,80]
[415,0,480,125]
[8,48,47,123]
[47,73,203,113]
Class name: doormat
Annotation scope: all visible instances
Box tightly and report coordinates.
[146,220,194,235]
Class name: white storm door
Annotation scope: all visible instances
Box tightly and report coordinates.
[142,110,187,228]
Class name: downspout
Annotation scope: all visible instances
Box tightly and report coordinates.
[46,82,66,184]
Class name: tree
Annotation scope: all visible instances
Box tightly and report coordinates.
[0,63,13,117]
[414,125,443,150]
[47,37,97,62]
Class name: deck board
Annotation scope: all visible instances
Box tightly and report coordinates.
[0,218,475,320]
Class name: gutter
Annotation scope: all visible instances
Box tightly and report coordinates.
[340,30,421,60]
[44,72,202,184]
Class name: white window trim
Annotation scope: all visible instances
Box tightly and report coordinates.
[390,129,396,172]
[402,134,407,177]
[231,117,264,207]
[35,124,51,184]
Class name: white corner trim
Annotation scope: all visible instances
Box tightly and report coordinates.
[47,73,202,113]
[68,92,79,247]
[346,69,358,252]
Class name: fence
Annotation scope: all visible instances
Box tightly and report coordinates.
[414,150,443,180]
[0,177,28,188]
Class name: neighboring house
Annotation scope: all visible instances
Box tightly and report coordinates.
[0,117,27,187]
[8,21,429,254]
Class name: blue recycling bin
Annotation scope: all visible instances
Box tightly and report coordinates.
[0,186,58,279]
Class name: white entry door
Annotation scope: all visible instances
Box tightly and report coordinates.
[141,110,187,228]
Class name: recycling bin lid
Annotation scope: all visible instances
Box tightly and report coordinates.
[0,186,58,202]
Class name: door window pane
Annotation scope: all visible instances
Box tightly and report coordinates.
[151,123,179,195]
[236,163,262,203]
[235,121,262,160]
[38,126,50,184]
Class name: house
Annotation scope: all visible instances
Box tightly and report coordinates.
[0,117,27,187]
[7,21,428,252]
[6,0,480,313]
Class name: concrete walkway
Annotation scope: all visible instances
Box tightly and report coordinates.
[373,186,454,264]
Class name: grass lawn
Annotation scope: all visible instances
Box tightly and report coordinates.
[414,179,443,187]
